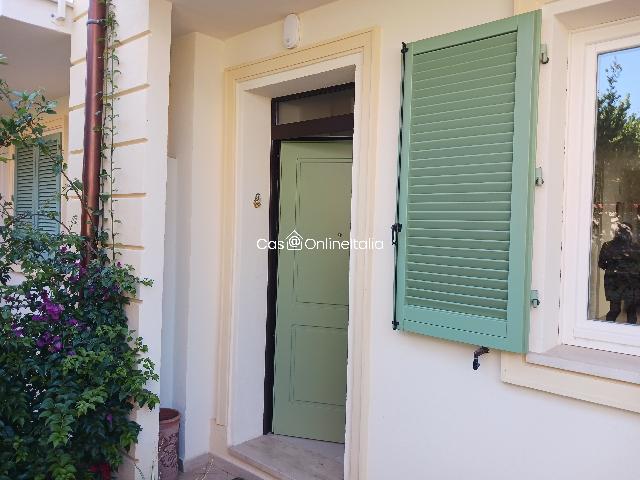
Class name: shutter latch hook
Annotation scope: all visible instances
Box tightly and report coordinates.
[472,346,490,371]
[391,223,403,245]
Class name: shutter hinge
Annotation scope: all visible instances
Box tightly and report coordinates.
[530,290,541,308]
[401,42,408,54]
[540,44,549,64]
[535,166,544,186]
[391,223,403,245]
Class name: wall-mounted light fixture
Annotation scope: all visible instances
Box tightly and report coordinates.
[283,14,301,49]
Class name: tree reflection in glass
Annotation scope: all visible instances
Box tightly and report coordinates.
[590,46,640,324]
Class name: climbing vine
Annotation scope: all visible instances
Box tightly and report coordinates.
[101,1,120,259]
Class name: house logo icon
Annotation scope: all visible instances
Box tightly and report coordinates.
[285,230,303,250]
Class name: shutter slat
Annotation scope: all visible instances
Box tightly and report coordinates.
[407,270,508,290]
[413,50,517,80]
[405,294,508,320]
[413,122,514,144]
[409,172,512,185]
[411,131,515,151]
[407,278,508,300]
[407,244,509,261]
[413,71,515,99]
[412,142,513,158]
[413,31,518,65]
[412,113,515,136]
[408,219,511,231]
[410,161,513,176]
[409,211,511,222]
[413,91,514,115]
[409,191,511,202]
[395,12,539,352]
[406,236,509,251]
[407,227,509,242]
[406,286,508,310]
[406,261,509,281]
[408,200,511,212]
[409,152,514,169]
[412,101,515,125]
[407,252,509,271]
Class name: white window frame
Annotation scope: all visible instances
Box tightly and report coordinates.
[561,18,640,357]
[502,0,640,411]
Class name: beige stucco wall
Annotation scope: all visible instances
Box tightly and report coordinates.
[515,0,559,13]
[167,0,640,478]
[69,1,172,477]
[165,31,225,466]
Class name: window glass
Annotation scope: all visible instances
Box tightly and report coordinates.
[589,46,640,325]
[277,87,354,125]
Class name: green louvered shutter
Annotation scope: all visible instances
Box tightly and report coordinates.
[14,143,37,229]
[14,133,61,234]
[394,12,540,353]
[36,134,62,234]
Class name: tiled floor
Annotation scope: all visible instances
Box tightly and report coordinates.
[230,434,344,480]
[274,435,344,464]
[179,434,345,480]
[178,458,242,480]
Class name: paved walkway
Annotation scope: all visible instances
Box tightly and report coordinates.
[179,458,243,480]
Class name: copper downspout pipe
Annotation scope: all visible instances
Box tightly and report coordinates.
[80,0,107,264]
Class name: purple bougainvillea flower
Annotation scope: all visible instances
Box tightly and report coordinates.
[49,336,63,353]
[66,349,76,356]
[36,331,53,348]
[43,299,64,321]
[67,318,79,327]
[11,323,24,338]
[106,413,113,426]
[32,314,45,322]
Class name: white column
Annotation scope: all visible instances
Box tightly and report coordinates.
[68,1,172,478]
[166,32,225,469]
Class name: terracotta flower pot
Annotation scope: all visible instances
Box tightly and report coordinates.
[158,408,181,480]
[88,463,111,480]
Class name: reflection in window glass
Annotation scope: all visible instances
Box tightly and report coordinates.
[589,46,640,325]
[277,87,355,125]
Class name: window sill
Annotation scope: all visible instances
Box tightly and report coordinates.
[501,352,640,414]
[526,345,640,385]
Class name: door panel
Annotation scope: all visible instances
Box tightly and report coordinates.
[272,141,352,443]
[295,160,351,307]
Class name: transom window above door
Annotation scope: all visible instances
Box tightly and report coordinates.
[275,84,354,125]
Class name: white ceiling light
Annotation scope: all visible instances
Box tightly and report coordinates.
[283,14,300,49]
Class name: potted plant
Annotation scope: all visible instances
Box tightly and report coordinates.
[0,52,158,479]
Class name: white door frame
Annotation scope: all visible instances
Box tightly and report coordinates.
[214,29,380,480]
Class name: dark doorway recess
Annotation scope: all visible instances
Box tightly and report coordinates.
[263,83,355,435]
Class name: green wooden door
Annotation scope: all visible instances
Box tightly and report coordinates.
[272,141,352,443]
